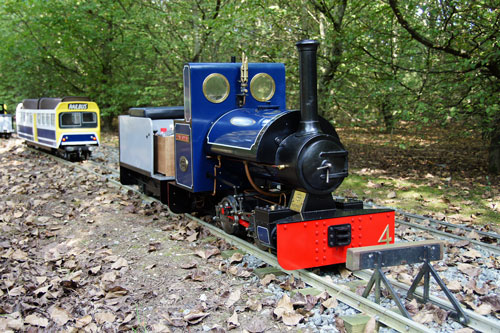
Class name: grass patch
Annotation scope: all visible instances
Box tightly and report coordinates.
[338,170,499,226]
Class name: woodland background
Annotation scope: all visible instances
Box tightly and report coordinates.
[0,0,499,173]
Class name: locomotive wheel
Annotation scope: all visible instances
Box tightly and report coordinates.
[217,196,243,236]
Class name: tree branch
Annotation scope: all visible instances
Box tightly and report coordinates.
[388,0,470,59]
[359,45,476,75]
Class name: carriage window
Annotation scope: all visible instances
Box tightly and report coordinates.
[60,112,81,127]
[203,73,230,103]
[82,112,96,124]
[59,112,97,128]
[250,73,275,102]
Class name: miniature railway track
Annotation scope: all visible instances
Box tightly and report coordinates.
[353,270,500,333]
[362,200,500,241]
[395,217,500,255]
[363,203,500,256]
[29,147,500,333]
[397,210,500,242]
[84,160,120,179]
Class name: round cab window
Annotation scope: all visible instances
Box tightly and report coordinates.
[250,73,275,102]
[203,73,230,103]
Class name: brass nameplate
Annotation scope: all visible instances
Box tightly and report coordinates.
[290,190,307,212]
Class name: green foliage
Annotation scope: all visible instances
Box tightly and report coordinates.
[0,0,498,170]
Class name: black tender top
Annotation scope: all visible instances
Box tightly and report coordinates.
[22,99,39,109]
[62,96,90,102]
[128,106,184,119]
[39,98,62,109]
[22,97,90,109]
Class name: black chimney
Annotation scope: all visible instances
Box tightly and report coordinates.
[296,39,322,135]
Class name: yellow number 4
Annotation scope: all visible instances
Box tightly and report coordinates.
[378,225,392,244]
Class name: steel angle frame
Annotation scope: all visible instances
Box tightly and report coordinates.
[346,241,468,324]
[406,248,468,324]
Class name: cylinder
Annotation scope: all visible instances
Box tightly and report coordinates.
[296,39,321,134]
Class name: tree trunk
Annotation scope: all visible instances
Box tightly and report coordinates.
[100,114,116,132]
[488,115,500,174]
[380,98,394,133]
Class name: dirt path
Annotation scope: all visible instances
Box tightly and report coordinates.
[0,140,291,332]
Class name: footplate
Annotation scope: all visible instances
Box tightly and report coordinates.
[276,210,395,270]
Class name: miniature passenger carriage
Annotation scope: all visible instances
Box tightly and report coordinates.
[120,40,395,270]
[16,97,100,160]
[0,103,14,139]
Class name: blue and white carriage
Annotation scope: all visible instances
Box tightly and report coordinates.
[16,97,100,160]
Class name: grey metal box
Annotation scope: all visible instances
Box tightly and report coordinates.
[119,115,174,179]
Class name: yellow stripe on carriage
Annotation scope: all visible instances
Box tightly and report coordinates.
[33,113,38,142]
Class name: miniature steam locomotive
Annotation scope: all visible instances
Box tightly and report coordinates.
[120,40,395,270]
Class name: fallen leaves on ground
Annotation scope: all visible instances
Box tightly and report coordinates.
[225,289,241,308]
[195,247,220,259]
[227,311,239,329]
[273,294,304,326]
[260,273,276,286]
[183,311,209,325]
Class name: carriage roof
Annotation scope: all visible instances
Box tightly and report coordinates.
[22,97,91,110]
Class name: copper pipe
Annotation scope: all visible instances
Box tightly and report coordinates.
[212,155,222,196]
[253,195,280,206]
[206,155,285,170]
[243,161,281,197]
[280,193,287,206]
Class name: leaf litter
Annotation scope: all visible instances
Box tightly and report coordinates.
[3,138,498,331]
[2,140,350,331]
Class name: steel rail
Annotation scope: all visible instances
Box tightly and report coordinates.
[363,202,500,242]
[401,212,500,241]
[396,218,500,256]
[185,213,433,333]
[354,270,500,333]
[27,148,151,201]
[85,159,120,177]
